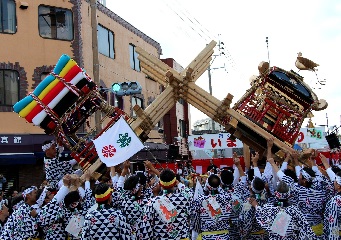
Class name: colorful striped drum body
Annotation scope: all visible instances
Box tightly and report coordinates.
[13,54,128,177]
[13,55,97,134]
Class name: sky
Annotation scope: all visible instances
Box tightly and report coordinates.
[106,0,341,132]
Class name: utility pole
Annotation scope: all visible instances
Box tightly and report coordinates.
[207,38,227,158]
[207,64,215,133]
[207,39,226,134]
[91,0,101,135]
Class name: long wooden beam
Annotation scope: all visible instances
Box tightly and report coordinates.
[136,47,182,82]
[191,59,211,82]
[140,62,168,86]
[186,40,216,75]
[130,86,174,131]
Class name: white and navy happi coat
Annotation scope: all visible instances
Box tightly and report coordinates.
[111,187,150,240]
[324,194,341,239]
[44,156,74,188]
[191,190,233,240]
[62,187,95,240]
[238,193,269,240]
[82,204,131,240]
[0,202,40,240]
[140,191,192,240]
[255,203,317,239]
[37,197,66,240]
[280,173,326,230]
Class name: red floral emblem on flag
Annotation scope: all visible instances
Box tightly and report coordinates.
[102,145,116,158]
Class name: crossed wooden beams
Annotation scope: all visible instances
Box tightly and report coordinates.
[130,40,293,154]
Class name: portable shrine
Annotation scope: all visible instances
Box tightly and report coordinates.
[228,62,328,153]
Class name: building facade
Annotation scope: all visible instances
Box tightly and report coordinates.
[0,0,188,192]
[161,58,190,160]
[192,117,224,134]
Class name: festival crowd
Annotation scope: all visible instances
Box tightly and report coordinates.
[0,137,340,239]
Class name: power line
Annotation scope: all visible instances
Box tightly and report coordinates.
[161,0,237,73]
[173,0,217,40]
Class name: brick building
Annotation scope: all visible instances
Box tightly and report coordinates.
[0,0,189,193]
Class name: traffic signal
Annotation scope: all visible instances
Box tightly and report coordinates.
[111,81,142,96]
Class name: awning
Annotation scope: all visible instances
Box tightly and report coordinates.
[130,142,169,161]
[0,153,36,165]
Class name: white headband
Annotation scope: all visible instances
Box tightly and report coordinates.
[42,140,55,152]
[22,186,37,199]
[301,169,314,182]
[251,182,263,194]
[335,176,341,185]
[251,177,265,194]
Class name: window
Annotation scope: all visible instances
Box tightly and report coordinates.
[98,24,114,58]
[98,0,106,6]
[131,96,143,117]
[179,119,187,138]
[0,0,16,33]
[110,92,123,109]
[38,5,73,40]
[129,44,140,71]
[0,70,19,106]
[41,72,50,81]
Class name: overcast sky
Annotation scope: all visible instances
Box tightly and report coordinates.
[106,0,341,131]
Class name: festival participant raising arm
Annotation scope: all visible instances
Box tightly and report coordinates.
[323,169,341,239]
[251,180,317,239]
[36,174,72,240]
[82,183,131,240]
[267,137,325,239]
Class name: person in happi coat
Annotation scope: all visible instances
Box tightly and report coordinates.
[251,180,317,239]
[82,183,131,240]
[112,161,152,240]
[0,202,9,234]
[224,154,250,240]
[141,168,192,240]
[61,173,95,240]
[238,176,269,239]
[322,155,341,239]
[42,140,79,188]
[238,149,274,239]
[267,137,326,238]
[191,174,233,240]
[36,174,73,240]
[1,186,41,240]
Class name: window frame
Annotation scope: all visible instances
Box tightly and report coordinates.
[0,0,17,34]
[129,44,140,72]
[97,24,115,59]
[179,119,187,138]
[0,69,19,106]
[38,5,74,41]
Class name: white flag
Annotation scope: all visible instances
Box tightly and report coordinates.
[194,179,204,200]
[93,117,144,167]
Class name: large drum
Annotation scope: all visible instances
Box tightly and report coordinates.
[13,54,131,176]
